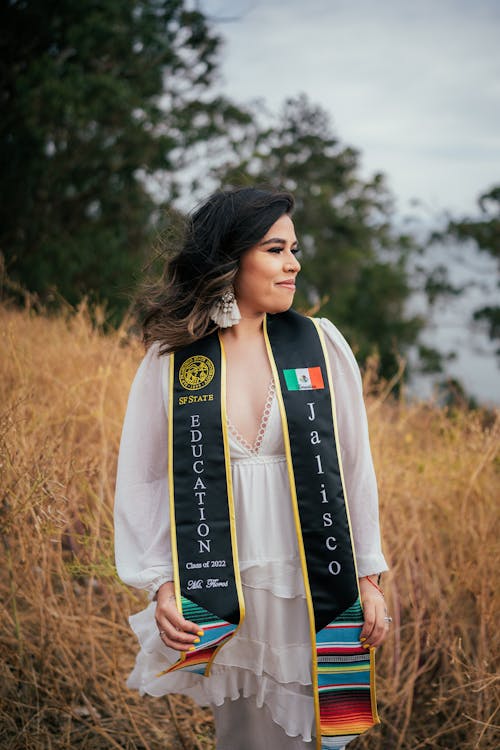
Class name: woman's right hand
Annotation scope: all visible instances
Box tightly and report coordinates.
[154,581,203,651]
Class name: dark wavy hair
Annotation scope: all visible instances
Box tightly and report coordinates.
[141,187,295,353]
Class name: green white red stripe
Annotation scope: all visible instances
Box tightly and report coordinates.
[284,366,325,391]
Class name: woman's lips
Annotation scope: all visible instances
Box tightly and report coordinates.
[276,280,296,290]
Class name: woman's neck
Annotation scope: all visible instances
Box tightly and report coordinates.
[221,312,265,342]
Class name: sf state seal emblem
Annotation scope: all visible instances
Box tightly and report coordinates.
[179,355,215,391]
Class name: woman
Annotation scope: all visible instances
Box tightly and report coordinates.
[114,187,390,750]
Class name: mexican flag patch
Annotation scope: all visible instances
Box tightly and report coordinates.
[283,366,325,391]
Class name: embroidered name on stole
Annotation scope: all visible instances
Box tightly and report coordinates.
[162,311,379,748]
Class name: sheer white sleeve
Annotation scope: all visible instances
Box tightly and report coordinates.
[114,343,173,596]
[319,318,388,578]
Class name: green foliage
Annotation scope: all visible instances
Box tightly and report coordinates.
[212,94,425,379]
[0,0,250,319]
[473,306,500,358]
[445,186,500,258]
[2,5,463,381]
[435,185,500,359]
[423,264,464,305]
[437,377,479,410]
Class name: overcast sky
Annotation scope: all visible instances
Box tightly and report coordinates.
[200,0,500,217]
[198,0,500,403]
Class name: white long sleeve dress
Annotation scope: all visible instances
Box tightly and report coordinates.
[114,317,388,747]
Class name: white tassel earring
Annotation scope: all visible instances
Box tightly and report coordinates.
[209,288,241,328]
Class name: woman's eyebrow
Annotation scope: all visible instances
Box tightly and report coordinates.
[259,237,298,246]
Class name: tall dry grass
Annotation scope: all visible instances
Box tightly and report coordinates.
[0,302,498,749]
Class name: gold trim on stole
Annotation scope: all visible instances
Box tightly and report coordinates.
[167,351,186,665]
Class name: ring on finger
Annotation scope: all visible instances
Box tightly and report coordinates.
[159,630,167,637]
[384,616,393,623]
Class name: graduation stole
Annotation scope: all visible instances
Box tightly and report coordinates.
[160,310,379,749]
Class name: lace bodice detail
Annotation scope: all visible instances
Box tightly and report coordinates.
[227,379,277,457]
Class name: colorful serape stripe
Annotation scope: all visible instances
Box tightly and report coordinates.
[316,597,377,744]
[157,597,237,677]
[283,366,325,391]
[320,735,359,750]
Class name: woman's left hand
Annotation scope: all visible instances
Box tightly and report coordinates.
[359,575,390,648]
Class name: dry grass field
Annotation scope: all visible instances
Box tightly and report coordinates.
[1,301,499,749]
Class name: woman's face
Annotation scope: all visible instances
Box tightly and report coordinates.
[234,214,301,316]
